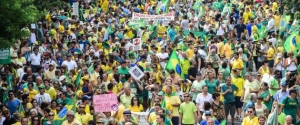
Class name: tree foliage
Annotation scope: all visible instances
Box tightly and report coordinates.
[0,0,40,48]
[282,0,300,20]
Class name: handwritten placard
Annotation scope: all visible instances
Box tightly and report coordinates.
[93,94,118,112]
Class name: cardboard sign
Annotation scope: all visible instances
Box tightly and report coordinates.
[128,65,145,80]
[133,38,142,51]
[93,94,118,112]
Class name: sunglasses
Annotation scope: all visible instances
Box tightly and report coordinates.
[9,94,13,95]
[79,107,85,108]
[248,111,253,113]
[154,101,160,102]
[184,96,189,97]
[67,115,73,117]
[205,114,211,116]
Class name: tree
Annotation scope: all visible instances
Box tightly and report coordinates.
[0,0,40,48]
[281,0,300,20]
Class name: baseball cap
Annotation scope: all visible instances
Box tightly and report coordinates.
[204,110,211,115]
[39,84,45,89]
[281,81,287,86]
[123,110,131,114]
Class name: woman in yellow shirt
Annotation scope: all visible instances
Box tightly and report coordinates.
[129,96,144,112]
[150,64,164,85]
[273,11,281,29]
[266,42,275,73]
[258,60,270,76]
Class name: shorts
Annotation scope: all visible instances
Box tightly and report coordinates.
[268,60,274,67]
[235,96,243,108]
[224,102,236,116]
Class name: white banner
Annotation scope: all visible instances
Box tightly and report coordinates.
[131,12,175,26]
[72,2,79,16]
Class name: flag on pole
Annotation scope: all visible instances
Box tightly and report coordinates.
[284,32,300,54]
[18,104,25,117]
[74,70,82,87]
[58,96,76,118]
[267,100,279,125]
[87,64,94,74]
[258,25,268,39]
[156,0,170,14]
[165,50,182,77]
[279,15,287,35]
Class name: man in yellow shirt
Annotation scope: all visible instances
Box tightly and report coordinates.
[27,82,38,102]
[44,79,56,100]
[230,52,244,74]
[231,69,245,121]
[185,44,195,60]
[157,22,166,42]
[224,39,232,59]
[180,53,190,79]
[75,104,93,124]
[164,86,181,125]
[241,106,259,125]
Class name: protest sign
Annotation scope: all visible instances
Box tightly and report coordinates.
[93,94,118,112]
[133,38,142,51]
[72,2,79,16]
[131,12,174,25]
[128,65,144,80]
[0,48,11,64]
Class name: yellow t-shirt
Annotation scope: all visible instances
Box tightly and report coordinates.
[241,116,259,125]
[231,76,245,96]
[272,2,278,12]
[273,15,281,28]
[45,87,57,100]
[243,12,253,24]
[28,89,38,102]
[165,95,181,116]
[112,82,123,94]
[62,119,82,125]
[58,25,65,33]
[224,43,232,58]
[116,104,125,122]
[267,47,275,60]
[231,58,244,72]
[125,26,134,38]
[129,104,144,112]
[12,122,21,125]
[157,25,166,38]
[75,113,93,125]
[14,57,26,65]
[186,49,195,60]
[138,61,147,69]
[148,112,157,123]
[217,42,225,56]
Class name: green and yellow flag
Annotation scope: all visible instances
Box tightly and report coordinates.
[165,50,182,77]
[18,104,25,117]
[74,70,82,87]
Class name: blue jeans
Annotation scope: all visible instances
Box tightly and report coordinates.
[172,116,179,125]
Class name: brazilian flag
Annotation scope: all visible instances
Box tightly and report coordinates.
[165,50,182,78]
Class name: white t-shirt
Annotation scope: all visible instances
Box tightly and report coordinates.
[268,37,277,47]
[62,60,77,71]
[0,116,5,125]
[267,18,275,32]
[195,93,213,111]
[181,20,189,30]
[28,53,41,65]
[35,93,51,106]
[17,68,25,82]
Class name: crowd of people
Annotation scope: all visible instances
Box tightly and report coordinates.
[1,0,300,125]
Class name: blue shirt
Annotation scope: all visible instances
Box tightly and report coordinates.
[246,23,252,36]
[78,39,89,49]
[168,29,177,41]
[273,90,289,103]
[5,98,21,113]
[200,119,219,125]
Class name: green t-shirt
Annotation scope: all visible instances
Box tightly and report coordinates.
[120,94,135,109]
[219,67,230,81]
[179,102,197,124]
[191,80,206,101]
[221,84,238,104]
[281,97,298,120]
[268,112,286,125]
[269,78,279,96]
[205,79,220,94]
[180,58,190,74]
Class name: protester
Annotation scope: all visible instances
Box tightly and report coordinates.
[1,0,300,125]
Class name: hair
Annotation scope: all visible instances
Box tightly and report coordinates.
[107,83,113,90]
[130,96,141,107]
[22,94,29,101]
[258,115,266,120]
[221,62,227,69]
[203,101,211,111]
[248,106,255,112]
[158,114,165,121]
[250,93,257,100]
[212,93,220,100]
[202,85,208,89]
